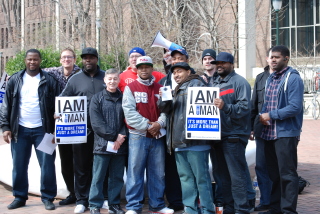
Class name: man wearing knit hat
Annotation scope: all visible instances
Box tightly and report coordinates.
[201,49,217,85]
[118,47,165,92]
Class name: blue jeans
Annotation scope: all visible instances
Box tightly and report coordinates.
[125,133,165,212]
[175,150,215,214]
[212,138,251,214]
[255,137,272,205]
[89,154,126,209]
[11,125,57,202]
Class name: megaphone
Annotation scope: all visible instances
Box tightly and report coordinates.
[151,31,183,51]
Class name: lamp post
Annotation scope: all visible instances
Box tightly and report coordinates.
[272,0,282,46]
[96,19,101,67]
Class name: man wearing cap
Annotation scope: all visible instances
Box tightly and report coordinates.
[60,47,106,213]
[157,47,195,212]
[201,49,218,85]
[211,52,254,214]
[158,62,215,214]
[122,56,173,214]
[118,47,165,92]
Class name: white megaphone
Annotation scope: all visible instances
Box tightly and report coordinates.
[151,31,183,51]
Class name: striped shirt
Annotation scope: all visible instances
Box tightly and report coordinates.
[261,67,288,141]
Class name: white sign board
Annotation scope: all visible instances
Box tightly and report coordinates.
[55,96,87,144]
[185,87,221,140]
[0,72,8,107]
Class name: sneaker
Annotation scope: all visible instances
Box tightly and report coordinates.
[90,208,101,214]
[7,200,26,209]
[59,195,77,205]
[126,210,138,214]
[109,204,125,214]
[102,200,109,209]
[43,200,55,210]
[151,207,174,214]
[74,204,86,213]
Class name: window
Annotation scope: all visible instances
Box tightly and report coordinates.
[271,0,320,58]
[1,28,3,49]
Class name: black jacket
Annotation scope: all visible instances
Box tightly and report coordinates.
[0,69,60,140]
[60,68,105,130]
[158,77,210,152]
[251,66,270,137]
[89,89,128,155]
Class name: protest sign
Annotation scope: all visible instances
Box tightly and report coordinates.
[185,87,221,140]
[0,72,8,108]
[55,96,87,144]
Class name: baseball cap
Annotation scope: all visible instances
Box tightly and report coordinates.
[171,48,189,59]
[170,62,191,73]
[81,47,98,58]
[202,49,216,61]
[129,47,146,57]
[136,56,153,68]
[210,52,234,64]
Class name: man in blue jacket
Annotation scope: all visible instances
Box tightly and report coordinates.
[259,45,303,214]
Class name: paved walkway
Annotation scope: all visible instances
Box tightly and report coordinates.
[0,119,319,214]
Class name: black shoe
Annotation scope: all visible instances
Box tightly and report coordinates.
[168,204,184,212]
[59,194,77,205]
[90,208,101,214]
[248,198,255,212]
[43,200,55,210]
[7,200,26,209]
[109,204,125,214]
[254,204,270,211]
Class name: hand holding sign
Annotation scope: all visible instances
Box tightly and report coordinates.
[214,98,224,110]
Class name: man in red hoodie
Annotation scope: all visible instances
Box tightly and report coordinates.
[119,47,165,92]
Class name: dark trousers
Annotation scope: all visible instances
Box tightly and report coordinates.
[164,149,183,207]
[58,144,75,196]
[210,148,223,204]
[264,137,299,214]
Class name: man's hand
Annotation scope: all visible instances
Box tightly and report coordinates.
[148,122,161,137]
[3,131,12,144]
[113,134,126,150]
[249,131,255,141]
[259,113,271,125]
[54,113,61,120]
[214,98,224,110]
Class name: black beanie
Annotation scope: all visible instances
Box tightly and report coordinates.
[202,49,217,61]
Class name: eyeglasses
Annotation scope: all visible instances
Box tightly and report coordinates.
[129,55,141,59]
[61,56,74,60]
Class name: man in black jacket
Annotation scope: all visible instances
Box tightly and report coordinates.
[250,49,273,212]
[0,49,60,210]
[60,47,106,214]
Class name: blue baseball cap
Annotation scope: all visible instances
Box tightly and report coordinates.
[171,48,189,59]
[211,52,234,64]
[128,47,146,57]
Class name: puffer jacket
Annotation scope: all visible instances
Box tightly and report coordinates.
[89,89,128,155]
[0,69,60,141]
[158,76,210,153]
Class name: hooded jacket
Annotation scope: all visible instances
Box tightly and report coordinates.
[260,66,303,138]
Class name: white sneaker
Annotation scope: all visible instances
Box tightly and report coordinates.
[126,210,138,214]
[155,207,174,214]
[102,200,109,209]
[74,204,86,213]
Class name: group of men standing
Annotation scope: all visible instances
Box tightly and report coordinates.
[0,44,303,214]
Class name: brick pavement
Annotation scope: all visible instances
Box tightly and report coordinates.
[0,119,319,214]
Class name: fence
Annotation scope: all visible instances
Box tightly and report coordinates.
[294,66,320,93]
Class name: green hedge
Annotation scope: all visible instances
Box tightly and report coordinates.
[5,47,128,76]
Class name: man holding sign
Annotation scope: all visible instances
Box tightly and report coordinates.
[211,52,254,214]
[158,62,215,214]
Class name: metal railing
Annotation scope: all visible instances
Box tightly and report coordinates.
[294,66,320,93]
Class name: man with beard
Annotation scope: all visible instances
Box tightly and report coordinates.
[0,49,60,210]
[60,47,106,213]
[211,52,254,214]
